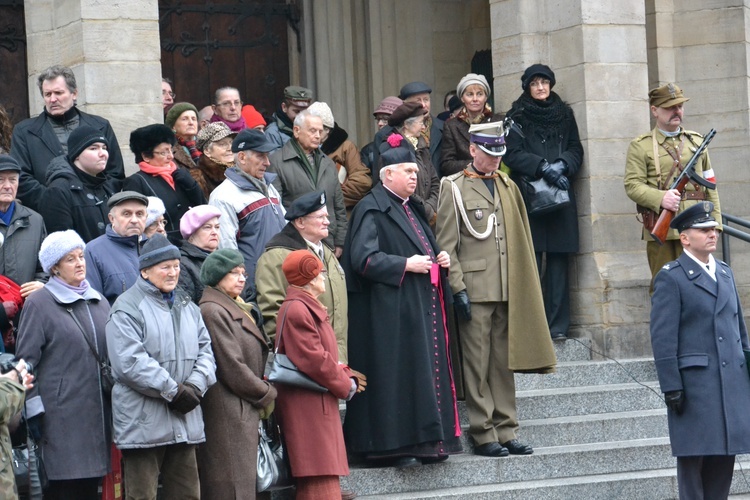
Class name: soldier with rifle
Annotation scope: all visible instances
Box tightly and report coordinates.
[624,83,721,290]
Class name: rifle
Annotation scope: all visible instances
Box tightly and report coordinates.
[650,128,717,244]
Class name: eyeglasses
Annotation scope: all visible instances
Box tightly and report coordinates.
[529,79,551,88]
[162,90,176,99]
[229,270,248,280]
[150,219,167,227]
[152,149,174,158]
[217,100,243,108]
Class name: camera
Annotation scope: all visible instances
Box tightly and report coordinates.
[0,353,33,378]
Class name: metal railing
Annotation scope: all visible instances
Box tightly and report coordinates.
[721,214,750,265]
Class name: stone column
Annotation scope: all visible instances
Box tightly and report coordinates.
[24,0,163,173]
[490,0,653,358]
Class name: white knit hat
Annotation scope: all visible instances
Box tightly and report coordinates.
[145,196,166,228]
[39,230,85,273]
[307,101,335,128]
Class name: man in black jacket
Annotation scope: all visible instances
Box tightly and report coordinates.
[10,65,124,211]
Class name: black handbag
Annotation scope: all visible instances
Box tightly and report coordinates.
[256,418,292,492]
[520,176,570,216]
[266,302,328,393]
[66,307,115,396]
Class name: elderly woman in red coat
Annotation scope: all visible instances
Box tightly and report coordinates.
[274,250,365,500]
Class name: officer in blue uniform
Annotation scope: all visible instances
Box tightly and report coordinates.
[650,201,750,500]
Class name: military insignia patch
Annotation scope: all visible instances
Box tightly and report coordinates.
[474,209,483,220]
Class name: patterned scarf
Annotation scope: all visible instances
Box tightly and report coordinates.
[139,161,176,190]
[457,104,494,125]
[177,136,201,164]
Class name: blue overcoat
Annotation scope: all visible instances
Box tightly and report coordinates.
[651,252,750,456]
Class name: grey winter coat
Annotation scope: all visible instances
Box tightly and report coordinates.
[0,202,47,285]
[15,278,111,480]
[268,139,347,247]
[651,253,750,456]
[106,278,216,449]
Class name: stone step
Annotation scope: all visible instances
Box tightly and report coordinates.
[341,438,676,496]
[515,357,657,391]
[551,337,592,362]
[515,381,665,420]
[354,462,750,499]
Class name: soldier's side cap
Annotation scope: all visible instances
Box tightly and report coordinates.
[649,83,690,108]
[0,154,21,172]
[107,190,148,209]
[670,201,718,232]
[469,122,506,157]
[284,86,313,108]
[399,81,432,100]
[232,129,276,153]
[285,190,326,221]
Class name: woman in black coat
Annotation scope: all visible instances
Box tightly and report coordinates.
[504,64,584,341]
[40,126,121,242]
[124,124,206,241]
[177,204,222,304]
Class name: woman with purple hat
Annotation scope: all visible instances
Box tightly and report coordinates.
[504,64,584,341]
[177,204,222,304]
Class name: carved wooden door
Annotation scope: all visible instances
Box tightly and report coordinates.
[0,0,29,124]
[159,0,299,119]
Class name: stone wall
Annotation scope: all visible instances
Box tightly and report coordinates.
[24,0,163,174]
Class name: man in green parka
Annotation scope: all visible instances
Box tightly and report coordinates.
[436,122,556,458]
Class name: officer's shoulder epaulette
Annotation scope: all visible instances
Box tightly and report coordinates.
[661,260,681,271]
[633,133,651,142]
[444,171,463,182]
[683,129,703,138]
[497,169,511,186]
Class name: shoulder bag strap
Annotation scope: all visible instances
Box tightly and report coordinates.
[65,307,105,365]
[274,299,302,354]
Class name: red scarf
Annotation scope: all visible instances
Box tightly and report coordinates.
[139,161,176,190]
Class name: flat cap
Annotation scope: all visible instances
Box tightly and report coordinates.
[469,122,506,157]
[232,129,275,153]
[670,201,718,232]
[399,81,432,100]
[107,190,148,209]
[285,191,326,221]
[284,86,313,108]
[649,83,690,108]
[0,155,21,173]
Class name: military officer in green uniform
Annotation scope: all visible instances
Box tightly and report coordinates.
[624,83,721,289]
[0,360,33,499]
[436,122,556,457]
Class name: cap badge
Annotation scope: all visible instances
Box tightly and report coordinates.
[702,201,711,214]
[320,193,326,205]
[667,83,676,99]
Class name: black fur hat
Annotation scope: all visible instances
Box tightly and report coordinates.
[129,124,176,163]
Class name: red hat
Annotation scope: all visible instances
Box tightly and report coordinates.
[282,250,324,287]
[241,105,267,129]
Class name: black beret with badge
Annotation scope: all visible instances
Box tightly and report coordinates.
[669,201,718,233]
[285,190,326,221]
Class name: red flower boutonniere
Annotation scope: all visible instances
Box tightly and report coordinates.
[386,133,403,148]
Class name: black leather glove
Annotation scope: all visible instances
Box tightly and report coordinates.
[541,161,570,190]
[168,383,201,414]
[664,390,684,415]
[26,415,43,442]
[453,290,472,322]
[171,167,197,189]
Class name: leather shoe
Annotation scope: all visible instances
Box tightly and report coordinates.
[502,439,534,455]
[341,489,358,500]
[422,455,449,465]
[473,442,509,457]
[393,456,421,469]
[551,332,568,341]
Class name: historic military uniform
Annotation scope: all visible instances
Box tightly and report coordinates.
[624,83,721,287]
[650,203,750,499]
[0,377,25,500]
[436,123,555,455]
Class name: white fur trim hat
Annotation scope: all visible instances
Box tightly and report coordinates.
[39,230,85,273]
[145,196,166,228]
[307,101,335,128]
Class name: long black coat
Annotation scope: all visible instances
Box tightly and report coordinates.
[651,253,750,457]
[122,170,206,241]
[39,155,120,242]
[341,184,461,454]
[504,93,583,253]
[10,109,124,211]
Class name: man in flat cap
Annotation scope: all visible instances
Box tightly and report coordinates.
[265,85,314,152]
[624,83,721,290]
[85,191,148,304]
[255,190,349,361]
[436,122,555,457]
[650,201,750,499]
[209,129,286,300]
[371,81,444,175]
